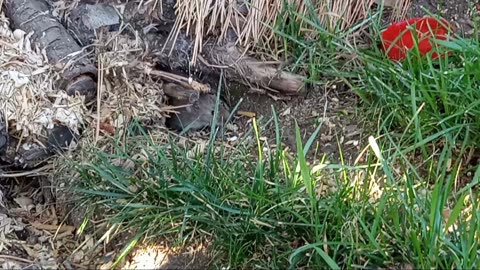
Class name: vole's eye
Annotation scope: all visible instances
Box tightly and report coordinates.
[211,110,215,115]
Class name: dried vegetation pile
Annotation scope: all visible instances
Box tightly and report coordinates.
[0,11,86,169]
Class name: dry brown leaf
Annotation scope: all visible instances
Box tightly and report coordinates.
[99,121,115,135]
[21,243,40,259]
[72,250,85,264]
[237,111,256,118]
[280,107,291,116]
[442,208,452,222]
[111,158,135,171]
[82,234,95,251]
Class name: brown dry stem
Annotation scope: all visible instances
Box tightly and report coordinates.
[134,61,211,93]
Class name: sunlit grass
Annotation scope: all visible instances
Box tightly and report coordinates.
[68,104,480,268]
[66,2,480,269]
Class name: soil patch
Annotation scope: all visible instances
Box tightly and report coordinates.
[225,81,365,164]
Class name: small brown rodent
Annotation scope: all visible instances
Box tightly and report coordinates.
[166,93,230,132]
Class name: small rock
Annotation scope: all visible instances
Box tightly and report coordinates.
[72,251,85,264]
[69,4,121,45]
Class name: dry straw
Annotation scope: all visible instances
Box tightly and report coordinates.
[168,0,412,65]
[0,10,86,150]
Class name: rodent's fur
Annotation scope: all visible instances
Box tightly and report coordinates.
[166,94,230,131]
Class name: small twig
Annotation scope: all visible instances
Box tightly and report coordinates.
[95,54,104,144]
[134,62,211,93]
[0,254,34,264]
[237,111,256,118]
[0,165,52,178]
[70,262,90,269]
[197,54,230,69]
[30,221,75,233]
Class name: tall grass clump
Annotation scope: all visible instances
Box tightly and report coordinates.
[69,104,480,269]
[354,30,480,147]
[273,4,480,147]
[66,3,480,269]
[168,0,410,65]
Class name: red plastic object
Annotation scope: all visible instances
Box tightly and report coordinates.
[380,17,454,61]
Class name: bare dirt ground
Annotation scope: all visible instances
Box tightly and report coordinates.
[0,0,477,269]
[225,80,364,164]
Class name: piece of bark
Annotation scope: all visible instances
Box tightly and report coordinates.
[0,136,50,169]
[205,43,305,94]
[5,0,98,102]
[136,64,211,93]
[149,0,304,94]
[0,124,79,169]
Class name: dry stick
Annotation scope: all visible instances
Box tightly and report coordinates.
[203,44,304,94]
[162,83,200,103]
[0,254,34,264]
[0,165,52,178]
[155,0,305,94]
[95,53,104,144]
[133,62,211,93]
[30,221,75,233]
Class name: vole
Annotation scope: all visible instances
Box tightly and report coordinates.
[166,93,230,132]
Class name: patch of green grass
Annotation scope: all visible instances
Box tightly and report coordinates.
[354,33,480,147]
[273,1,480,148]
[68,3,480,269]
[70,104,480,268]
[268,0,373,83]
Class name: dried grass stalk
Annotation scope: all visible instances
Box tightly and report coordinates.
[0,11,86,142]
[168,0,412,65]
[390,0,412,22]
